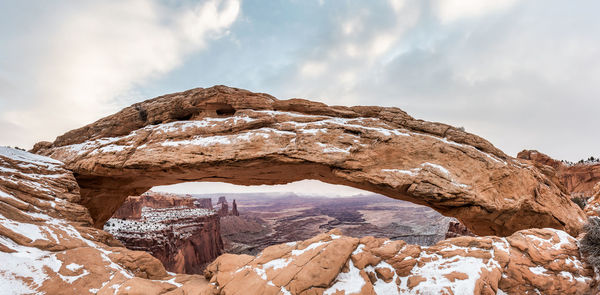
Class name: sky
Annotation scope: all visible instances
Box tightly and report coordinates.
[1,0,599,195]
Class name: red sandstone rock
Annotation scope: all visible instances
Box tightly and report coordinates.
[104,192,223,274]
[445,218,475,239]
[112,192,210,219]
[34,86,584,236]
[518,150,600,219]
[0,146,597,294]
[518,150,600,196]
[204,228,596,294]
[0,147,203,293]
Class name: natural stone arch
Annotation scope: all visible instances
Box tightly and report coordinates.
[34,86,585,236]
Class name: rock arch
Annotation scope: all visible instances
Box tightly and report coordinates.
[33,86,585,236]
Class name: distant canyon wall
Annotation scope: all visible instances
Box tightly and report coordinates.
[104,192,223,274]
[518,150,600,196]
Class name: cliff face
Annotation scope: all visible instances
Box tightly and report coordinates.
[518,150,600,196]
[111,192,209,219]
[104,192,223,274]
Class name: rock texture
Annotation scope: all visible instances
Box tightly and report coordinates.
[104,192,223,274]
[112,192,209,220]
[0,147,211,294]
[445,218,475,239]
[0,147,597,294]
[518,150,600,197]
[204,228,596,295]
[33,86,584,236]
[584,183,600,218]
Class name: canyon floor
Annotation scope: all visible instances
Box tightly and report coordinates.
[210,193,452,255]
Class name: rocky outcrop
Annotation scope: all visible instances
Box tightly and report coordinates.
[518,150,600,196]
[204,228,596,294]
[216,196,229,217]
[445,218,476,239]
[0,147,597,294]
[231,199,239,216]
[0,147,210,294]
[214,196,239,217]
[583,183,600,218]
[111,192,210,220]
[33,85,584,236]
[104,192,223,274]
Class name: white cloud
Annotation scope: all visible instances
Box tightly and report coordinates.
[434,0,520,24]
[300,61,327,77]
[0,0,241,148]
[256,0,600,162]
[271,1,420,106]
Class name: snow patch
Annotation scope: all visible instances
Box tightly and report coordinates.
[263,258,291,270]
[291,241,328,256]
[529,266,549,276]
[66,263,83,272]
[323,260,366,295]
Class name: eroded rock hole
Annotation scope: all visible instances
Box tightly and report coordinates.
[103,180,474,275]
[206,102,236,116]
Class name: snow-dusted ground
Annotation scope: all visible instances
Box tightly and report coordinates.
[0,147,179,293]
[104,204,218,241]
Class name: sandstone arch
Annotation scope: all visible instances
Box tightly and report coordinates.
[33,86,585,236]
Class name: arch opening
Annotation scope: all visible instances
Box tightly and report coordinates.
[102,180,462,275]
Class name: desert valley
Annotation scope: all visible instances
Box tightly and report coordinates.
[1,86,600,294]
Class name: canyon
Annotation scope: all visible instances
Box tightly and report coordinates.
[107,191,457,271]
[103,192,223,274]
[217,193,455,255]
[0,85,597,294]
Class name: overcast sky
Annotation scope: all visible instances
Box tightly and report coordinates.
[1,0,599,195]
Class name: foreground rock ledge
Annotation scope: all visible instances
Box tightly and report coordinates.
[1,147,596,294]
[34,85,584,236]
[204,228,596,295]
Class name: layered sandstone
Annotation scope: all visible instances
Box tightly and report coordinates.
[0,147,210,294]
[33,86,584,236]
[205,228,596,294]
[112,192,208,219]
[104,192,223,274]
[518,150,600,196]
